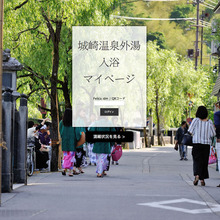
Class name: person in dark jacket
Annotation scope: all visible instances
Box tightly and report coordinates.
[214,108,220,187]
[175,121,187,160]
[214,110,220,139]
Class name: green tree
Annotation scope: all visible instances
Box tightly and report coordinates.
[147,32,167,49]
[4,0,121,171]
[170,4,195,28]
[147,42,215,145]
[119,0,147,26]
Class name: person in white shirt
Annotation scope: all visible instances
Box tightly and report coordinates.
[188,106,216,186]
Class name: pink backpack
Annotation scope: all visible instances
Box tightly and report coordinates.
[111,145,122,161]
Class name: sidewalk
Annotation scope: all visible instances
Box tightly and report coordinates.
[1,145,220,220]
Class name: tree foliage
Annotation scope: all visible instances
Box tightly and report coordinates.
[147,42,216,145]
[169,4,194,28]
[4,0,121,170]
[147,32,167,49]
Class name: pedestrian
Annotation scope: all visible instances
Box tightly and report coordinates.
[74,109,87,174]
[184,123,189,160]
[27,119,51,172]
[89,126,115,177]
[175,121,188,160]
[39,125,51,146]
[75,139,86,174]
[188,106,216,186]
[213,104,220,187]
[87,114,97,166]
[87,142,96,166]
[59,108,85,177]
[27,121,37,146]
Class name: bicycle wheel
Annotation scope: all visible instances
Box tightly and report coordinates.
[27,150,34,176]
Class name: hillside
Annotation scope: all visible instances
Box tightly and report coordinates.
[120,0,220,65]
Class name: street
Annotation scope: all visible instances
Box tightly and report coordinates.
[1,145,220,220]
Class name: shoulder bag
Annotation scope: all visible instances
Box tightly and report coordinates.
[181,132,193,146]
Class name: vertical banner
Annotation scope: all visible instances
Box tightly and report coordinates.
[72,26,146,127]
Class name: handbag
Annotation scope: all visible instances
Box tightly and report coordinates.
[174,142,178,151]
[181,132,193,146]
[111,145,122,161]
[209,147,217,165]
[40,145,51,152]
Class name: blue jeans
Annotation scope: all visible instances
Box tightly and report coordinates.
[179,144,187,159]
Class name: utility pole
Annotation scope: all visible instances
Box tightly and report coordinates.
[0,0,4,206]
[195,0,200,70]
[200,11,204,65]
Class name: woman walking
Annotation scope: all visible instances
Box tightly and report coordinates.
[188,106,216,186]
[75,141,86,174]
[59,108,85,176]
[89,126,115,177]
[87,114,97,166]
[87,143,96,165]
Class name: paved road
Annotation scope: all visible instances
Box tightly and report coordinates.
[1,145,220,220]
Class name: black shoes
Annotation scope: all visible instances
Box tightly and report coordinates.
[193,176,199,186]
[180,158,188,161]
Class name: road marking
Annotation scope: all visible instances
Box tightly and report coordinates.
[13,184,24,190]
[136,194,182,197]
[180,173,220,216]
[28,183,56,186]
[137,198,220,214]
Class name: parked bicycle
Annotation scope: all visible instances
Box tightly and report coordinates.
[27,144,35,176]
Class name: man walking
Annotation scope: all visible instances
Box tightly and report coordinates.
[175,121,188,161]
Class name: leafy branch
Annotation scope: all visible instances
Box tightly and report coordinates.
[17,74,33,78]
[23,64,53,101]
[14,0,29,10]
[41,7,56,45]
[13,23,41,41]
[36,31,51,43]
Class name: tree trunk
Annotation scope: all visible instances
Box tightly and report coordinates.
[155,88,162,146]
[50,22,62,171]
[63,75,71,109]
[50,48,60,171]
[143,127,148,148]
[40,10,63,171]
[50,91,59,171]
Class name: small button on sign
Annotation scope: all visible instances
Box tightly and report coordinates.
[100,108,119,116]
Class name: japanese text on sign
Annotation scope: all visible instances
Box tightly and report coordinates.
[72,26,146,127]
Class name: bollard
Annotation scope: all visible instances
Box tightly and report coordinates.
[2,89,13,192]
[14,94,27,184]
[12,91,20,184]
[13,109,20,183]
